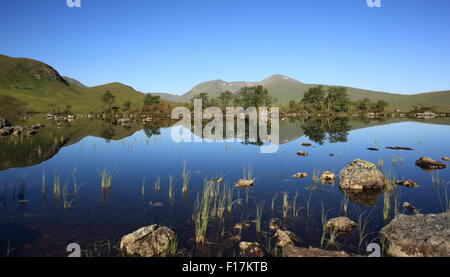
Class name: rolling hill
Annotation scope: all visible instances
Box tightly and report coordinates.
[0,54,146,116]
[1,54,450,117]
[153,74,450,110]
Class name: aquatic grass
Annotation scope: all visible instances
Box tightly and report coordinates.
[320,202,330,247]
[391,155,398,167]
[62,182,72,209]
[226,186,234,213]
[181,161,191,194]
[355,206,376,248]
[341,196,349,216]
[99,168,114,190]
[154,176,161,193]
[255,200,265,233]
[271,193,277,212]
[41,167,46,197]
[377,157,384,169]
[282,192,289,218]
[383,190,391,221]
[312,169,321,184]
[303,192,313,218]
[243,164,253,180]
[168,175,174,201]
[140,176,145,198]
[432,172,441,188]
[193,181,213,244]
[162,235,178,257]
[53,173,61,200]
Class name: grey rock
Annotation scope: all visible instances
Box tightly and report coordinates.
[379,212,450,257]
[283,246,350,257]
[339,159,385,191]
[120,224,176,257]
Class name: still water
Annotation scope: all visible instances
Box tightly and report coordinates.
[0,117,449,256]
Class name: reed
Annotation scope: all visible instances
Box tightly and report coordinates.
[282,192,289,218]
[383,191,391,221]
[312,169,321,184]
[181,161,191,194]
[41,167,46,197]
[162,236,178,257]
[53,173,61,200]
[140,176,145,198]
[355,207,376,248]
[304,193,312,217]
[154,176,161,193]
[100,168,113,190]
[168,175,174,201]
[243,164,253,180]
[320,202,330,247]
[62,182,72,209]
[255,200,265,233]
[432,172,441,188]
[226,186,233,213]
[193,181,213,244]
[377,157,384,169]
[271,193,277,212]
[391,155,398,167]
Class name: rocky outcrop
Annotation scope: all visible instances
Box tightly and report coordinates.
[379,212,450,257]
[283,246,350,257]
[415,157,448,170]
[120,224,176,257]
[339,159,385,191]
[239,241,264,257]
[325,217,357,233]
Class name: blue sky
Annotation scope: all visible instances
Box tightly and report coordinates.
[1,0,449,95]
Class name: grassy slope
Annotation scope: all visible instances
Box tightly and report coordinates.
[0,55,146,114]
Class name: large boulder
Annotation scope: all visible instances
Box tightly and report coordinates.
[415,157,447,171]
[120,224,176,257]
[339,159,385,191]
[379,212,450,257]
[283,246,350,257]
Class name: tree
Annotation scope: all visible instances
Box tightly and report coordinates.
[101,90,116,112]
[302,86,326,111]
[325,87,349,112]
[191,93,209,106]
[372,100,389,113]
[238,85,274,109]
[143,94,161,106]
[217,91,234,107]
[355,98,371,111]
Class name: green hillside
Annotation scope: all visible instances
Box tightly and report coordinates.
[0,55,145,115]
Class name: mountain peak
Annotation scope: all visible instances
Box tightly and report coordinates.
[263,74,301,83]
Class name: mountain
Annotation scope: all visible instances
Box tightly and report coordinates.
[154,74,450,110]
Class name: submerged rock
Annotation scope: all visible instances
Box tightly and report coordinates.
[269,218,280,231]
[234,179,255,188]
[339,159,385,191]
[283,246,350,257]
[274,230,299,247]
[379,212,450,257]
[292,172,308,179]
[367,148,379,151]
[325,217,357,233]
[234,222,250,230]
[296,151,308,156]
[120,224,176,257]
[403,202,419,215]
[442,157,450,162]
[301,142,311,147]
[341,188,382,207]
[386,146,414,151]
[415,157,448,170]
[305,185,317,191]
[320,171,335,183]
[394,180,420,188]
[239,241,264,257]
